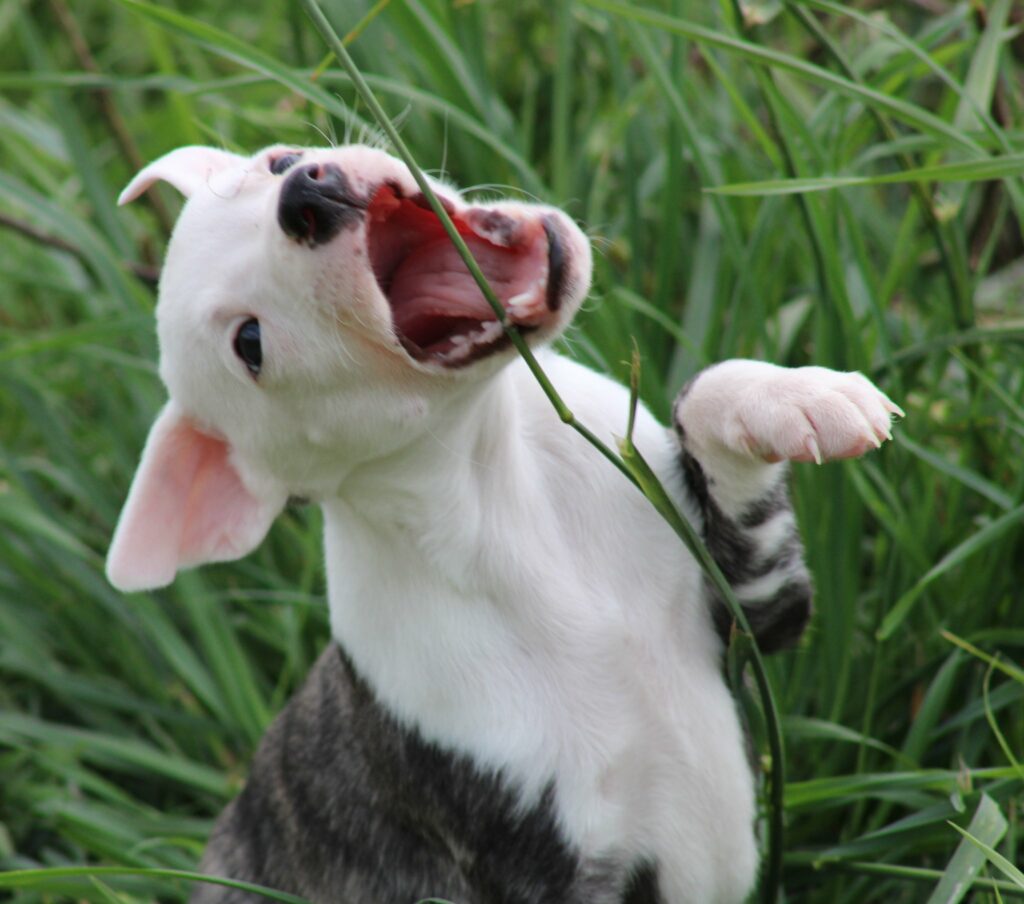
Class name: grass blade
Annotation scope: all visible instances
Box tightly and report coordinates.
[707,154,1024,196]
[583,0,988,154]
[878,504,1024,641]
[111,0,370,137]
[927,794,1008,904]
[0,866,314,903]
[947,822,1024,890]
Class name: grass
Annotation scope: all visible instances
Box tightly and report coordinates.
[1,0,1023,901]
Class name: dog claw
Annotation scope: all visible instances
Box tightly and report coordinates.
[884,399,906,419]
[806,435,823,465]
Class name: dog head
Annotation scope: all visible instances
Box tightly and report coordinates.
[106,144,593,592]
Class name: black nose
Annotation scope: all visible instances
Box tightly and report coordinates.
[277,162,366,247]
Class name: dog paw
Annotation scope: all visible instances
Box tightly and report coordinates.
[676,361,904,465]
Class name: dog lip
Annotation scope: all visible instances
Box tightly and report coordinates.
[543,217,566,312]
[278,162,367,247]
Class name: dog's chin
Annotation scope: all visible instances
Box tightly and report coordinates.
[366,184,569,370]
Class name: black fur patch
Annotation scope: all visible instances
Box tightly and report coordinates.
[543,216,567,312]
[622,862,664,904]
[739,481,790,529]
[191,646,637,904]
[708,575,813,654]
[679,450,812,653]
[679,451,758,586]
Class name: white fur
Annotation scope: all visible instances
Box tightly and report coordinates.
[109,145,898,904]
[321,353,758,900]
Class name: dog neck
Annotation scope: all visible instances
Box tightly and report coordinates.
[318,358,566,781]
[336,362,521,520]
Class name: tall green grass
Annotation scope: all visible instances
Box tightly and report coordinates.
[1,1,1023,901]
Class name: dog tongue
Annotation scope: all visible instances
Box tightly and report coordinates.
[368,186,552,357]
[387,235,505,345]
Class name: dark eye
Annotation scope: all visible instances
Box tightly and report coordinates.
[269,153,302,175]
[233,318,262,377]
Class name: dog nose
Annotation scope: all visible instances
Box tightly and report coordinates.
[277,162,366,247]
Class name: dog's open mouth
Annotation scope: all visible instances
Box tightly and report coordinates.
[367,184,564,367]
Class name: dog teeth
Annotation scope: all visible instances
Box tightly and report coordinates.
[439,321,505,364]
[506,290,532,314]
[506,278,545,318]
[476,321,503,342]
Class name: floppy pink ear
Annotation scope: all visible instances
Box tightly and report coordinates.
[118,146,246,205]
[107,403,286,592]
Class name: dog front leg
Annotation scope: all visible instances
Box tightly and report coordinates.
[672,360,900,652]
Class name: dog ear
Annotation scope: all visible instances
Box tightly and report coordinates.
[118,146,245,206]
[106,403,286,592]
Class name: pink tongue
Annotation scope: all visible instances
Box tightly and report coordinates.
[388,236,518,342]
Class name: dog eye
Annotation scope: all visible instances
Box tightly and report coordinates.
[233,318,262,377]
[269,153,302,175]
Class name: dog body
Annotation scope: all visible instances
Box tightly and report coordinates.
[108,145,899,904]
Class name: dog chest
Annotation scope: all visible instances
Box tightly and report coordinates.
[318,355,758,898]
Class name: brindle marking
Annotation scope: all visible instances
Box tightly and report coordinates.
[674,380,813,654]
[192,646,660,904]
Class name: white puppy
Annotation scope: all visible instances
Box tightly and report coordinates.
[108,145,900,904]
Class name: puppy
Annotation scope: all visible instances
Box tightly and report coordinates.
[107,145,900,904]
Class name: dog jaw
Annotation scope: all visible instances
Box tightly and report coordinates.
[365,183,573,367]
